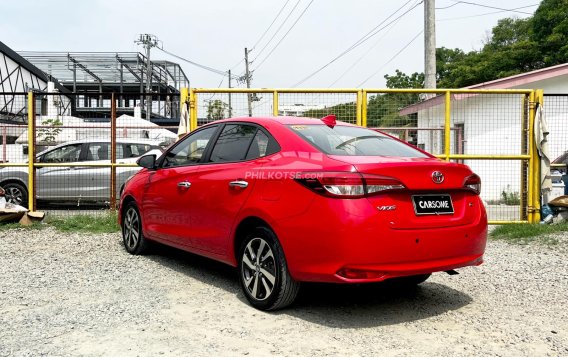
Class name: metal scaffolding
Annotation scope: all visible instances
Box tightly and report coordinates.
[18,51,189,119]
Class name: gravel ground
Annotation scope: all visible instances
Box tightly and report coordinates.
[1,227,567,357]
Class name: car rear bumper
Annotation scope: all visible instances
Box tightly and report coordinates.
[275,195,488,283]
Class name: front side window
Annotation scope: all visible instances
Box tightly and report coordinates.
[288,124,428,158]
[162,126,217,167]
[42,144,83,163]
[119,144,155,159]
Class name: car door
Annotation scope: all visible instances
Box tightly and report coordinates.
[188,124,279,255]
[36,143,84,200]
[75,142,111,201]
[141,125,219,245]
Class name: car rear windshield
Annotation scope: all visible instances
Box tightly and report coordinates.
[288,124,428,157]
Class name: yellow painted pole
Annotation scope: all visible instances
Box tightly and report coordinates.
[273,91,279,116]
[356,90,363,126]
[27,92,35,212]
[189,89,197,132]
[444,91,451,161]
[533,89,544,223]
[527,91,536,223]
[361,90,368,127]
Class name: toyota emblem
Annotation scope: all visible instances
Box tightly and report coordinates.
[432,171,444,184]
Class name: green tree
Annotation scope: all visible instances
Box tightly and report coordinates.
[206,100,228,120]
[385,0,568,88]
[531,0,568,66]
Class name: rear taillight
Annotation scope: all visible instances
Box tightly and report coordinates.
[463,174,481,194]
[295,172,406,198]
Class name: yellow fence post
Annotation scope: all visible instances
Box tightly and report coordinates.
[444,91,451,161]
[356,90,363,126]
[189,88,197,132]
[273,91,279,116]
[361,90,368,127]
[527,90,537,223]
[532,89,545,223]
[27,91,35,212]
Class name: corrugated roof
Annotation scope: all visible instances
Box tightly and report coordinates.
[400,63,568,115]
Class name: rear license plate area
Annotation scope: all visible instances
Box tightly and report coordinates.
[412,194,454,215]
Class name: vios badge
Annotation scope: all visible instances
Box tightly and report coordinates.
[431,171,444,184]
[377,205,396,211]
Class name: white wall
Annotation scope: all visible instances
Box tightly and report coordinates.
[417,94,525,201]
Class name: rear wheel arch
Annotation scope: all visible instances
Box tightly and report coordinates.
[235,219,300,310]
[234,216,275,263]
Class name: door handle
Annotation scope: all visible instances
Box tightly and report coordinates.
[177,181,191,188]
[229,180,249,188]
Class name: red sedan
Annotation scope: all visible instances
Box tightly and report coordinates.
[119,115,487,310]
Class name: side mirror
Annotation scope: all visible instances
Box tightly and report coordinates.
[137,154,156,169]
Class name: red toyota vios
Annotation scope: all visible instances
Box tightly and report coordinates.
[119,115,487,310]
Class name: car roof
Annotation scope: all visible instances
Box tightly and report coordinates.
[36,138,163,156]
[202,116,358,127]
[48,138,163,146]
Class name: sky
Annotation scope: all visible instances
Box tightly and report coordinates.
[0,0,540,89]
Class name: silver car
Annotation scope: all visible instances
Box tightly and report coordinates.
[0,139,163,207]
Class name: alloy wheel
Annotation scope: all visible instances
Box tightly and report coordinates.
[123,207,140,251]
[5,186,24,205]
[241,237,277,301]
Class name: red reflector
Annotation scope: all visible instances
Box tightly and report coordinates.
[336,268,387,280]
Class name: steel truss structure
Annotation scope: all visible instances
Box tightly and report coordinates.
[18,51,189,119]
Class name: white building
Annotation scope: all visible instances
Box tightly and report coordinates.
[400,63,568,201]
[278,103,325,116]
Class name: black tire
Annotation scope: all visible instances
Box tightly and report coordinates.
[238,226,300,311]
[388,273,431,286]
[2,182,28,207]
[121,202,150,255]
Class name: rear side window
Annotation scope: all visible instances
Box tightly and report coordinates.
[245,129,280,160]
[209,124,257,163]
[288,124,428,158]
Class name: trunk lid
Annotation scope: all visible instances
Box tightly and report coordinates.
[329,155,480,229]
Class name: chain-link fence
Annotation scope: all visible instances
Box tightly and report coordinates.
[189,88,541,223]
[0,92,179,215]
[1,89,543,222]
[543,94,568,201]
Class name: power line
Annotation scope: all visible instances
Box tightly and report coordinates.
[438,4,539,21]
[357,30,423,87]
[254,0,315,71]
[157,47,239,80]
[327,14,405,87]
[436,2,461,9]
[251,0,302,63]
[291,0,422,87]
[448,0,533,15]
[251,0,291,50]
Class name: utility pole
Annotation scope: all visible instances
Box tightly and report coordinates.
[244,47,252,117]
[424,0,436,93]
[228,69,233,117]
[135,34,161,120]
